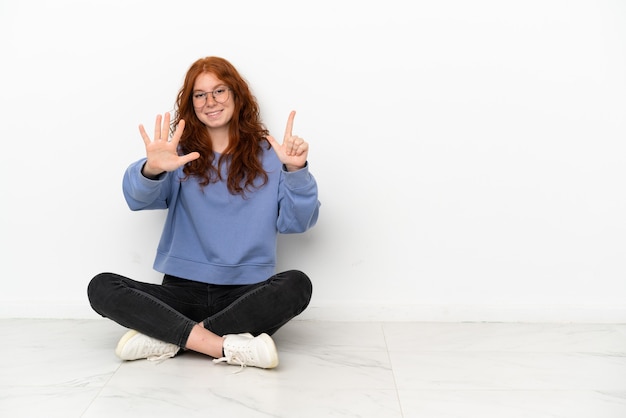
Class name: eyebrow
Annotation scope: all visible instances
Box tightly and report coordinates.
[192,84,228,93]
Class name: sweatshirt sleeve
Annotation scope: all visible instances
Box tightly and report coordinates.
[277,162,320,233]
[122,158,171,211]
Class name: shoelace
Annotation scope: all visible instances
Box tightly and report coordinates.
[147,351,177,363]
[213,351,247,373]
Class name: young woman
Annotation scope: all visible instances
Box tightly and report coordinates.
[88,56,320,369]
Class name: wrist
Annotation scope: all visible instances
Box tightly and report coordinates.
[141,162,164,179]
[284,162,306,172]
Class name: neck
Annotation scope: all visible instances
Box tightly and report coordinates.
[209,127,229,154]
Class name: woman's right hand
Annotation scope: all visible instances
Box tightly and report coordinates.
[138,113,200,178]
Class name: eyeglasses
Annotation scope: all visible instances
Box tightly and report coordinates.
[192,86,231,106]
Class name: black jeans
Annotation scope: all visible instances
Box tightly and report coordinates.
[87,270,312,348]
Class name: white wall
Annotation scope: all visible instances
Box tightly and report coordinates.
[1,0,624,322]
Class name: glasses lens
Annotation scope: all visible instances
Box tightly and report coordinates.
[213,88,229,104]
[192,93,206,106]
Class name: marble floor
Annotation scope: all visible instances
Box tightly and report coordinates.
[0,319,625,417]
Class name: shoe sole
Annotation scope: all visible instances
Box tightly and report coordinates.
[115,329,139,359]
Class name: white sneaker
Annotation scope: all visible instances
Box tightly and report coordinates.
[115,330,180,361]
[213,333,279,369]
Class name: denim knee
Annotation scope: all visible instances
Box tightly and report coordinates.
[87,272,117,316]
[284,270,313,314]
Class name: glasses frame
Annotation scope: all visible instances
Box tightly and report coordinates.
[192,86,231,106]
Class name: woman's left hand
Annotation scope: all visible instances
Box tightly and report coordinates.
[266,111,308,171]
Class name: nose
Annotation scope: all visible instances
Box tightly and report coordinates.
[205,93,218,106]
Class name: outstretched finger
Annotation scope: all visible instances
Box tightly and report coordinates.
[139,124,151,146]
[160,112,171,141]
[153,114,162,141]
[283,110,296,140]
[265,134,280,152]
[170,119,186,145]
[179,151,200,165]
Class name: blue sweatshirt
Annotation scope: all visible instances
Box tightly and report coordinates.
[122,147,320,285]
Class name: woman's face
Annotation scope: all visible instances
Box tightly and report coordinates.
[191,72,235,132]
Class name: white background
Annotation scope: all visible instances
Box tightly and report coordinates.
[1,0,624,321]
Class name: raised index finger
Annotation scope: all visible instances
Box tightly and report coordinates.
[283,110,296,139]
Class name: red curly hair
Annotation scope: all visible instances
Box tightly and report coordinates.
[172,56,270,195]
